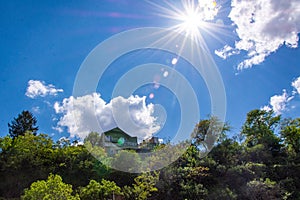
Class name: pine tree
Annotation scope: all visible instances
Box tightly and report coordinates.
[8,110,38,138]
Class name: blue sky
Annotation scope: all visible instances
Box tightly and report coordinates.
[1,0,300,142]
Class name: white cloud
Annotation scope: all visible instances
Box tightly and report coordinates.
[214,45,240,59]
[292,76,300,94]
[52,126,63,133]
[216,0,300,69]
[261,105,271,112]
[262,90,294,115]
[31,106,40,114]
[26,80,63,98]
[54,93,160,140]
[262,77,300,115]
[270,90,294,115]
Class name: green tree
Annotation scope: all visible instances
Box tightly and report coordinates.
[53,143,107,188]
[111,150,141,173]
[84,131,102,147]
[79,180,102,200]
[154,145,209,200]
[5,133,54,169]
[22,174,79,200]
[79,179,122,200]
[241,109,281,149]
[243,178,290,200]
[280,118,300,155]
[192,116,230,153]
[0,133,54,198]
[123,171,159,200]
[0,135,13,153]
[8,110,38,138]
[179,180,208,200]
[209,138,242,167]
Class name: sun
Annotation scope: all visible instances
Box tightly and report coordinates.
[147,0,225,60]
[178,2,203,39]
[150,0,219,42]
[182,9,202,28]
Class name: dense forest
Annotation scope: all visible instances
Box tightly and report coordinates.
[0,109,299,199]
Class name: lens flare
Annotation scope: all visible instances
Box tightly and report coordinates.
[180,3,203,39]
[171,58,178,65]
[149,0,222,45]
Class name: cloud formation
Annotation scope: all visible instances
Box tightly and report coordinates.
[26,80,63,98]
[292,76,300,94]
[262,76,300,115]
[54,93,160,140]
[216,0,300,69]
[262,90,293,115]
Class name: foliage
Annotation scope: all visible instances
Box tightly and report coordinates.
[0,133,108,198]
[192,116,230,152]
[123,171,159,200]
[243,178,290,200]
[79,179,122,200]
[206,187,237,200]
[22,174,79,200]
[280,118,300,155]
[0,109,300,199]
[0,133,54,198]
[241,109,281,148]
[111,150,141,172]
[84,131,102,147]
[8,110,38,138]
[154,145,209,200]
[179,180,208,200]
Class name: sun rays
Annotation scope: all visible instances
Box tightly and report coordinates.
[149,0,220,42]
[144,0,228,62]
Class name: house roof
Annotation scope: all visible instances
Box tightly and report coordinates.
[104,127,137,139]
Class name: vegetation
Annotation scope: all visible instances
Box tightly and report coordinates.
[8,110,38,139]
[79,179,122,200]
[0,109,299,199]
[22,174,79,200]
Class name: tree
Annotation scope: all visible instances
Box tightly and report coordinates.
[179,180,208,200]
[111,150,141,173]
[0,135,12,153]
[153,145,209,200]
[79,179,122,200]
[241,109,281,152]
[3,133,54,169]
[243,178,290,200]
[123,171,159,200]
[280,118,300,154]
[0,133,54,198]
[84,132,102,147]
[209,138,242,168]
[22,174,79,200]
[8,110,38,138]
[52,143,107,189]
[192,116,230,154]
[79,180,102,200]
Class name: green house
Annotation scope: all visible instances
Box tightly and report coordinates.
[100,127,138,155]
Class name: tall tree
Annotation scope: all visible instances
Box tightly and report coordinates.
[84,131,102,147]
[192,116,230,153]
[241,109,281,149]
[280,118,300,154]
[8,110,38,138]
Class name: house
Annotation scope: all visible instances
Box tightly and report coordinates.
[139,137,160,152]
[100,127,138,155]
[99,127,162,155]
